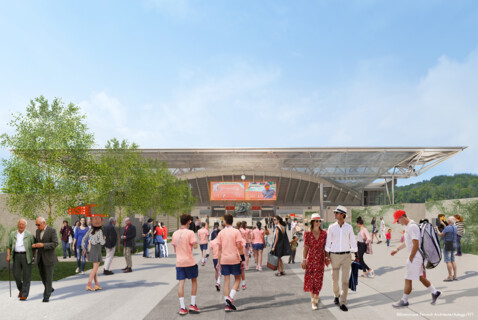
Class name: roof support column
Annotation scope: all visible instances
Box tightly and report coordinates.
[319,183,324,217]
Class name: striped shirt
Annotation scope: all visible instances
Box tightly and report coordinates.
[456,222,464,237]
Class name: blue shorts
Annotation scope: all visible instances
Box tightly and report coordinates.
[221,263,242,276]
[213,259,218,269]
[176,265,198,280]
[444,249,456,263]
[200,244,208,251]
[252,243,264,251]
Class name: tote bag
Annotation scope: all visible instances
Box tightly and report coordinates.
[267,253,279,270]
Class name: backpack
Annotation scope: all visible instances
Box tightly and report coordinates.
[414,221,442,269]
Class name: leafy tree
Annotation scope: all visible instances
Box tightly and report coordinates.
[1,96,95,224]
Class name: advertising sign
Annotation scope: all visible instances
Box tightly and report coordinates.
[210,181,277,201]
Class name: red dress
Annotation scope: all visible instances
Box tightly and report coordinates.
[303,230,327,295]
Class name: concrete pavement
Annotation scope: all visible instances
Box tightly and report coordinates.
[1,233,477,320]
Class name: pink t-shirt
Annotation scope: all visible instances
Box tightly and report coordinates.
[171,228,197,267]
[210,238,220,259]
[216,227,242,265]
[198,227,209,245]
[252,229,264,244]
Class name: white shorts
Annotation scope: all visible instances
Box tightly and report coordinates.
[405,257,424,281]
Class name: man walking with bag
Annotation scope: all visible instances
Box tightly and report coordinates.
[391,210,441,307]
[324,205,358,312]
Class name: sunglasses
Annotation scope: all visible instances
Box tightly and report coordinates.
[35,224,41,226]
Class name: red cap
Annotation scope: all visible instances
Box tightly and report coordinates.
[393,210,406,224]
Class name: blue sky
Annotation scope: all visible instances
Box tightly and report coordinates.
[1,0,477,186]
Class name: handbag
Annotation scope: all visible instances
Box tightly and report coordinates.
[444,240,454,251]
[366,240,373,254]
[267,253,279,270]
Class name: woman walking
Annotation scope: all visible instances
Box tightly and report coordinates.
[82,216,105,291]
[356,217,374,278]
[252,222,265,270]
[73,217,89,274]
[454,214,464,256]
[60,220,74,259]
[302,213,327,310]
[272,216,291,276]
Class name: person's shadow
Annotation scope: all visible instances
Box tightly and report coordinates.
[372,265,404,276]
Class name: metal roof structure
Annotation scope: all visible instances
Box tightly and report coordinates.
[134,147,466,207]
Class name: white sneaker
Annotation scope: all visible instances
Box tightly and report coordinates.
[81,271,85,275]
[75,268,79,273]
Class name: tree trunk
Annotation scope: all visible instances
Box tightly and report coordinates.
[117,207,123,254]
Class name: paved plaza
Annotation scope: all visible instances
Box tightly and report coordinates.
[1,232,477,320]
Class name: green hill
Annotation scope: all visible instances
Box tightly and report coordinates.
[395,174,478,203]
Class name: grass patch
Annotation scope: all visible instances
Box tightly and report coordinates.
[0,261,103,281]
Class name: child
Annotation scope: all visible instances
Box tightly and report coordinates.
[216,213,245,312]
[209,229,222,291]
[289,235,298,263]
[198,222,209,266]
[251,222,265,270]
[171,214,200,315]
[386,228,392,247]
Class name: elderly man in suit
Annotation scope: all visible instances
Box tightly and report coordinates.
[32,217,58,302]
[6,218,35,300]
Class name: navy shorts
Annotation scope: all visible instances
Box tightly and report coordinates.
[213,259,218,269]
[200,244,208,251]
[176,264,198,280]
[252,243,264,251]
[221,263,242,276]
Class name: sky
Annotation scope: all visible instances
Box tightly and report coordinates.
[1,0,477,186]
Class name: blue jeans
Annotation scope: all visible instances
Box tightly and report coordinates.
[154,236,165,258]
[76,247,86,271]
[62,240,71,258]
[143,235,152,257]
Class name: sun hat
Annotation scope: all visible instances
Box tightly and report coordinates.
[333,205,347,216]
[310,213,323,220]
[393,210,406,224]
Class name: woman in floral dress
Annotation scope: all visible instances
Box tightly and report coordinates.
[301,213,327,310]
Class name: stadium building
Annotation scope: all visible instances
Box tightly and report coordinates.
[137,147,466,218]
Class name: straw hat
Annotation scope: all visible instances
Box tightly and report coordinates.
[310,213,323,220]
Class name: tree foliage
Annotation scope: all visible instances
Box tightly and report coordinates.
[395,174,478,203]
[0,96,95,224]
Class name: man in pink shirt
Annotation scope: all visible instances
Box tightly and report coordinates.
[197,222,209,266]
[172,214,200,315]
[216,214,245,312]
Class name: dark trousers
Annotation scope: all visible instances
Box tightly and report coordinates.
[13,254,32,297]
[357,241,370,271]
[143,236,151,257]
[456,235,462,254]
[37,259,55,299]
[288,250,296,263]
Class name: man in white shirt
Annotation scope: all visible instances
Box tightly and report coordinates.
[325,205,358,312]
[391,210,440,307]
[291,219,298,237]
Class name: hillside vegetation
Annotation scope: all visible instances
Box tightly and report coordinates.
[395,174,478,203]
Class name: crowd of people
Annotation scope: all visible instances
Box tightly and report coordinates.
[4,205,465,315]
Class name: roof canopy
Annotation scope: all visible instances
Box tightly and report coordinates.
[135,147,465,191]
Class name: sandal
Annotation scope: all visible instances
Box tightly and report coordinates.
[443,276,453,282]
[275,272,282,277]
[280,271,286,276]
[453,276,458,281]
